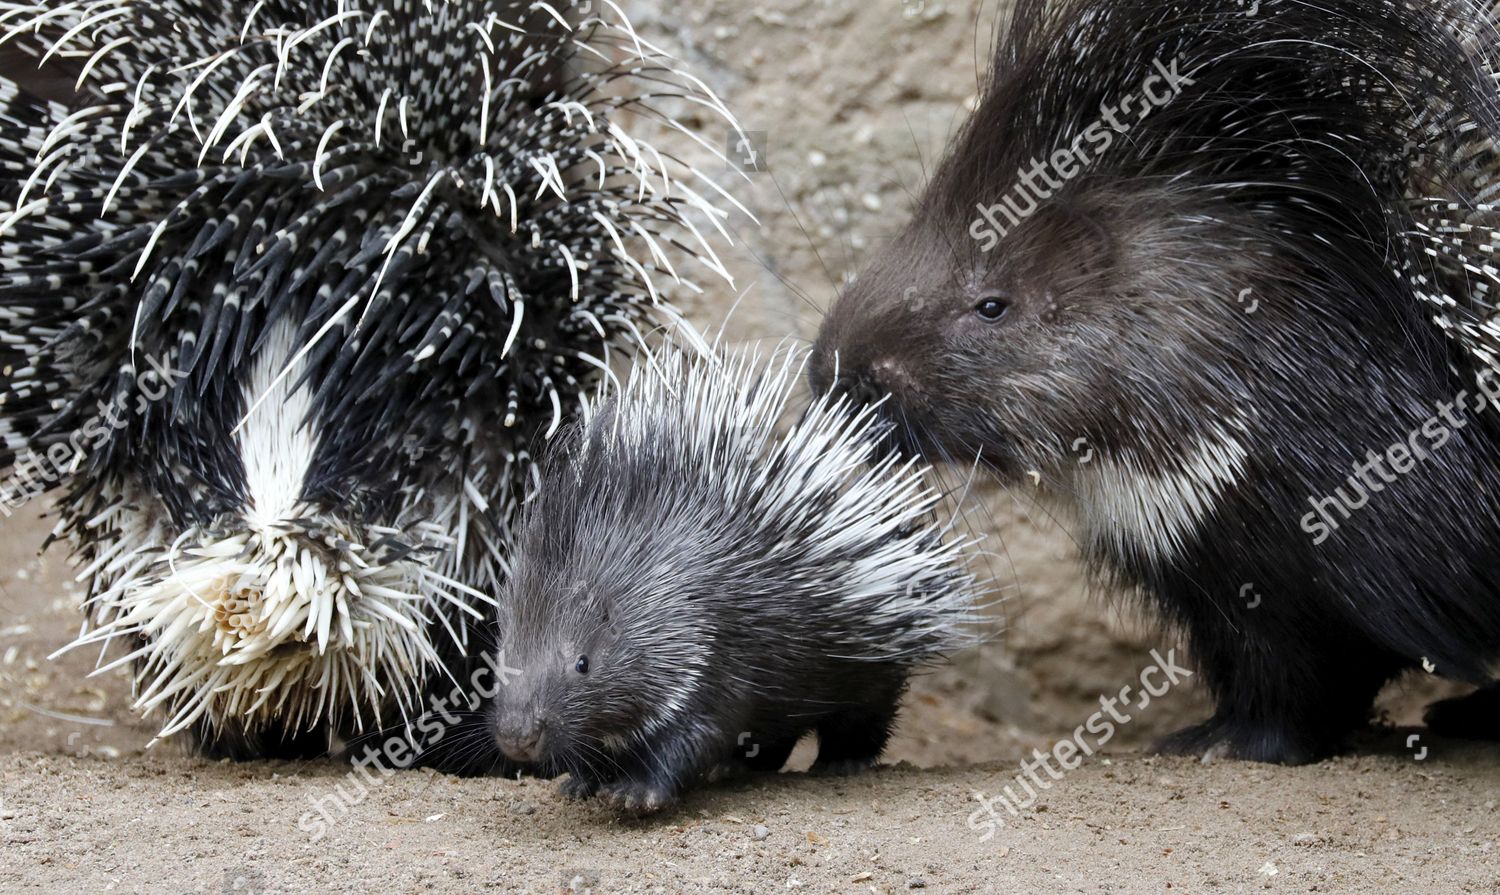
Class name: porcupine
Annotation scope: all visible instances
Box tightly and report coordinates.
[811,0,1500,763]
[0,0,745,759]
[481,344,980,812]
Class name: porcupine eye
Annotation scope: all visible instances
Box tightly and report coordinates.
[974,296,1010,321]
[574,656,590,675]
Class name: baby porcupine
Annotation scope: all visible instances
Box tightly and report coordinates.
[0,0,744,757]
[484,345,981,813]
[813,0,1500,763]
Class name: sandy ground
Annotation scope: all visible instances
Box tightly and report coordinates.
[4,0,1500,892]
[4,509,1499,894]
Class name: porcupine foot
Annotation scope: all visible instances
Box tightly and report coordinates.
[558,773,602,801]
[599,778,677,814]
[1151,657,1391,765]
[1425,685,1500,740]
[1153,715,1333,765]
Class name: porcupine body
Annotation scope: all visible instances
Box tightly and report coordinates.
[811,0,1500,763]
[482,346,980,812]
[0,0,741,758]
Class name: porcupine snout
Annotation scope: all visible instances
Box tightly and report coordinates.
[819,364,890,410]
[808,331,906,410]
[492,713,546,764]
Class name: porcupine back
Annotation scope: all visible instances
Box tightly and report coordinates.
[0,0,744,754]
[963,0,1500,383]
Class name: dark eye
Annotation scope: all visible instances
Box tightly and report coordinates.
[974,297,1010,321]
[574,655,589,674]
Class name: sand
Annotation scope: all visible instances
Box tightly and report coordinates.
[3,506,1498,894]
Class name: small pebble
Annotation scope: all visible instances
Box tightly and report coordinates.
[908,879,927,889]
[510,801,536,816]
[752,824,770,841]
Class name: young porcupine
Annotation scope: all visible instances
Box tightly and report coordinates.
[812,0,1500,763]
[481,344,981,812]
[0,0,744,757]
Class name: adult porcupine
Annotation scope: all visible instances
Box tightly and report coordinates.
[0,0,743,757]
[812,0,1500,763]
[481,344,980,811]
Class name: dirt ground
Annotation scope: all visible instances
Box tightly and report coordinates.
[4,0,1500,892]
[2,494,1497,894]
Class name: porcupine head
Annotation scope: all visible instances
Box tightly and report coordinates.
[811,0,1500,761]
[0,1,742,757]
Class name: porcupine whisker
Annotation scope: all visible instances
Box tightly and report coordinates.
[766,166,841,315]
[740,242,830,322]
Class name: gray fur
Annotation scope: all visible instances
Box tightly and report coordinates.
[485,347,981,811]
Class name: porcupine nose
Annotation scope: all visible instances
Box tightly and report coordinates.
[494,721,546,764]
[830,368,889,409]
[810,348,888,409]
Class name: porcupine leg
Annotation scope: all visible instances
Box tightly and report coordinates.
[595,732,723,813]
[1152,600,1399,764]
[812,682,903,775]
[1425,685,1500,740]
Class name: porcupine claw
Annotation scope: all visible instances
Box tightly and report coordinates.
[599,779,677,815]
[558,773,601,801]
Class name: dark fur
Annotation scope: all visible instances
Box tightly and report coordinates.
[812,0,1500,763]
